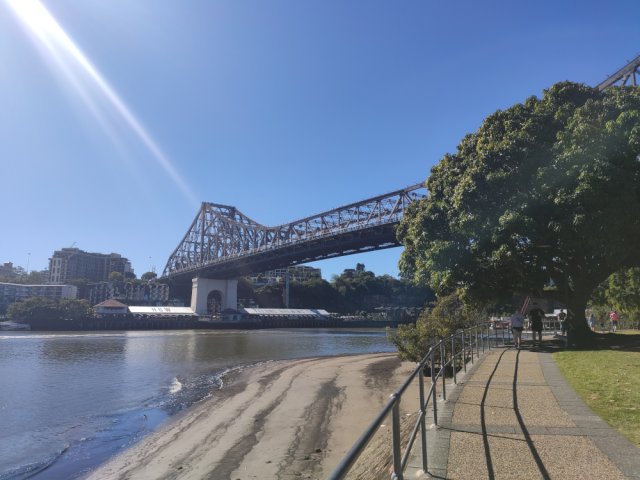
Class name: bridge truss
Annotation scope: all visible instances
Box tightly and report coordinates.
[597,54,640,90]
[162,183,426,282]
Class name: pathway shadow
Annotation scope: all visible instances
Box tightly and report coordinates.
[478,348,551,480]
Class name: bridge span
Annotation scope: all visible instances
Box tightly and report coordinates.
[162,183,426,284]
[161,182,426,314]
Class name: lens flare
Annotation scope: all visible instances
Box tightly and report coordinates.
[5,0,199,207]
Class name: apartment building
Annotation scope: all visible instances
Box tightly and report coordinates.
[49,248,133,284]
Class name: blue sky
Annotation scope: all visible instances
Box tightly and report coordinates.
[1,0,639,281]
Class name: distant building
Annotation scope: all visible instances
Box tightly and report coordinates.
[249,266,321,286]
[94,299,129,315]
[87,281,169,305]
[341,268,356,279]
[49,248,133,284]
[0,262,18,280]
[0,282,78,312]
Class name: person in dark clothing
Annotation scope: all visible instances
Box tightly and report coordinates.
[559,310,567,336]
[528,302,545,346]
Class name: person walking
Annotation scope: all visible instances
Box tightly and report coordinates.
[558,310,567,336]
[528,302,545,347]
[510,311,525,349]
[588,312,596,331]
[610,311,619,332]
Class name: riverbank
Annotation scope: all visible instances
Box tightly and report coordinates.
[85,353,418,479]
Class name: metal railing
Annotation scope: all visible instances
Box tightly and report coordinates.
[328,322,511,480]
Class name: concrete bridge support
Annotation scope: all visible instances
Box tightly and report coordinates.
[191,278,238,315]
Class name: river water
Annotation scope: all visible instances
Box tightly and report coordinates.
[0,328,394,479]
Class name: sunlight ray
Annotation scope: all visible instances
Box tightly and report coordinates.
[5,0,199,207]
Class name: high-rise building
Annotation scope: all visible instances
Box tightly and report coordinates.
[49,248,133,284]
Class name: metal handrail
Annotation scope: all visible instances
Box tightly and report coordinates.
[327,322,511,480]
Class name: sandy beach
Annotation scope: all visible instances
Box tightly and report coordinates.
[85,353,419,480]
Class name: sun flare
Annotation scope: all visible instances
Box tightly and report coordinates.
[4,0,199,207]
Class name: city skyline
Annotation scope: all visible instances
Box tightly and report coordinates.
[1,0,639,280]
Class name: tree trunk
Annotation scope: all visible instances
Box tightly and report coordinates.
[564,296,594,346]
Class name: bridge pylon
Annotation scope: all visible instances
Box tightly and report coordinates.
[191,277,238,316]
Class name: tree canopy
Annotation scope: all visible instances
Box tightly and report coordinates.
[398,82,640,340]
[245,267,432,314]
[8,297,92,323]
[591,267,640,326]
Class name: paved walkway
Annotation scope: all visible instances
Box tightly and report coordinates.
[406,343,640,479]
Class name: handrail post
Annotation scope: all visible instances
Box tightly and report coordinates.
[430,348,438,425]
[509,321,512,345]
[470,328,474,364]
[392,398,403,480]
[485,324,489,350]
[475,327,479,359]
[462,331,467,373]
[441,342,446,401]
[452,335,457,384]
[418,368,428,472]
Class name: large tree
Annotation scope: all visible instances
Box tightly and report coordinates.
[398,82,640,342]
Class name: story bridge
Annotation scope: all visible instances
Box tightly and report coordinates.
[161,183,426,314]
[162,183,426,284]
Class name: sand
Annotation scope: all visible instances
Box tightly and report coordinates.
[84,353,419,480]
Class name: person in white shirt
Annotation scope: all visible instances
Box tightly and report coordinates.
[510,312,525,349]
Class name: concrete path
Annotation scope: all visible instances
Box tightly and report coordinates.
[406,344,640,479]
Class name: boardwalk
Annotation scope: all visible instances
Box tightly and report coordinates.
[408,345,640,479]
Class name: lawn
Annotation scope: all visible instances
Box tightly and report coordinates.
[554,333,640,447]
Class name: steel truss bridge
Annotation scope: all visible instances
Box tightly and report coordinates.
[162,183,427,283]
[597,54,640,90]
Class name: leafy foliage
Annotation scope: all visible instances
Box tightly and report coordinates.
[248,267,432,314]
[592,267,640,327]
[141,271,158,282]
[398,83,640,341]
[0,271,47,285]
[8,297,93,323]
[390,291,485,361]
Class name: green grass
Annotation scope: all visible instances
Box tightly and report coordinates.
[554,336,640,447]
[614,329,640,335]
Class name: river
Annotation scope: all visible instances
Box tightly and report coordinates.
[0,328,395,479]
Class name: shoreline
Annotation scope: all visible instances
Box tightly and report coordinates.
[84,352,418,479]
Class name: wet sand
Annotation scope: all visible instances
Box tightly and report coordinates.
[85,353,418,480]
